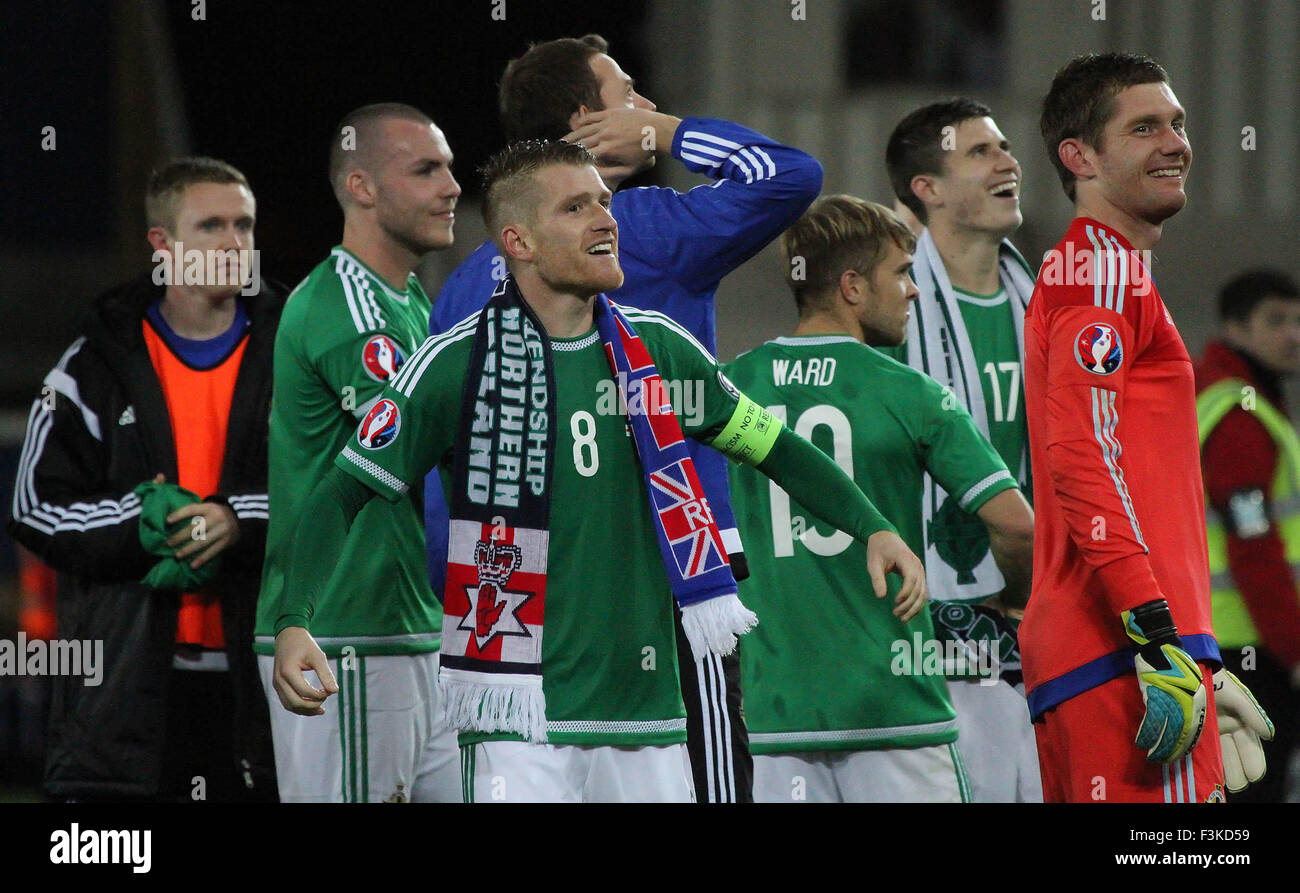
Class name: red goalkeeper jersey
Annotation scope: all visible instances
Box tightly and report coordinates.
[1021,217,1220,718]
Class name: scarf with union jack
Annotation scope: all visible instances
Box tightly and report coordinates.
[440,276,754,742]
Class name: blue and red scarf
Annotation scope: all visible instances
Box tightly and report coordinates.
[440,277,755,741]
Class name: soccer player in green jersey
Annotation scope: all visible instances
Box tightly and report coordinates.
[724,195,1035,802]
[271,141,925,803]
[885,100,1042,801]
[255,103,462,802]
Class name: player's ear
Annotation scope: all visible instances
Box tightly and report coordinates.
[346,170,377,209]
[568,105,592,132]
[146,226,172,255]
[910,174,941,215]
[1057,138,1095,183]
[839,268,865,306]
[501,224,533,263]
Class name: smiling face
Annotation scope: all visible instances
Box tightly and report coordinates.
[1087,82,1192,226]
[588,52,656,114]
[371,119,461,254]
[516,162,623,296]
[856,239,919,346]
[582,52,658,179]
[930,116,1023,238]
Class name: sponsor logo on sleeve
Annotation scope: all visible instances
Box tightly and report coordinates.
[362,334,406,382]
[358,399,401,449]
[1073,322,1123,375]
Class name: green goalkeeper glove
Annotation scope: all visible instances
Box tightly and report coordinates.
[1121,600,1207,763]
[1213,668,1274,792]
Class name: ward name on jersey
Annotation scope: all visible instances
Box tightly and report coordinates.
[256,247,441,657]
[338,307,747,747]
[724,335,1018,752]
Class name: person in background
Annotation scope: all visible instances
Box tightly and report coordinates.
[725,195,1032,801]
[1196,269,1300,802]
[884,98,1040,801]
[8,157,280,801]
[255,103,463,803]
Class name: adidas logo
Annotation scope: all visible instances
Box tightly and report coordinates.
[118,406,135,426]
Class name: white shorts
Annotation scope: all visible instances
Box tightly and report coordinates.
[946,677,1043,802]
[753,743,968,803]
[460,740,695,803]
[257,651,459,802]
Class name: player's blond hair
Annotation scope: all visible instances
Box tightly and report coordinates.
[145,157,250,231]
[779,195,916,315]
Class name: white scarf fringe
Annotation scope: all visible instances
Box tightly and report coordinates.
[680,593,759,661]
[438,667,549,743]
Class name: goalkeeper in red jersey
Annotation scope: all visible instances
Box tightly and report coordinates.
[1022,53,1272,802]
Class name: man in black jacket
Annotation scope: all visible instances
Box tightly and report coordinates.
[8,157,280,801]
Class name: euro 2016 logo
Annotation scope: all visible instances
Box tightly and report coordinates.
[1073,322,1123,375]
[361,334,405,382]
[359,399,400,449]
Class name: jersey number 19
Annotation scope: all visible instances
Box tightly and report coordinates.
[768,404,853,558]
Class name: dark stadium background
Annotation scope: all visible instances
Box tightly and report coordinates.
[3,0,1297,801]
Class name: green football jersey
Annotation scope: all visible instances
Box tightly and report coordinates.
[954,287,1027,481]
[256,247,441,657]
[723,334,1018,753]
[337,306,744,747]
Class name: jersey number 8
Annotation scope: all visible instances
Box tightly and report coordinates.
[571,410,599,477]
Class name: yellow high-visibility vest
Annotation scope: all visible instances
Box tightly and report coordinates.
[1197,378,1300,647]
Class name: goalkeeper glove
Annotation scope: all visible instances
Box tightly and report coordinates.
[1122,600,1207,763]
[1213,668,1274,793]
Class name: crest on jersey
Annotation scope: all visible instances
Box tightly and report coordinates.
[359,399,401,449]
[362,334,406,382]
[1073,322,1123,375]
[457,538,535,650]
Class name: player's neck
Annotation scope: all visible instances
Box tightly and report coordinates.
[793,310,862,343]
[1074,196,1163,251]
[159,286,239,340]
[513,270,596,338]
[927,219,1006,295]
[340,219,420,292]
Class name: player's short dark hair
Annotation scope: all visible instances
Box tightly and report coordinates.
[480,139,598,246]
[145,157,250,230]
[498,34,610,143]
[1218,270,1300,323]
[779,194,917,316]
[328,102,436,204]
[885,97,993,225]
[1040,52,1170,201]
